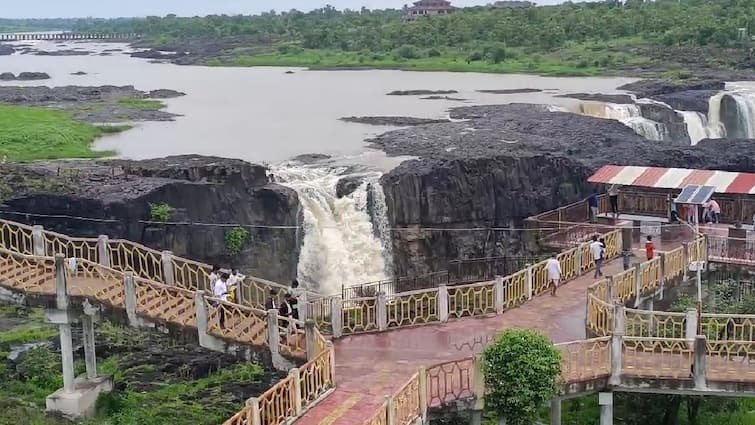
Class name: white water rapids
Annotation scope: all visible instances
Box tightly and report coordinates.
[576,102,667,141]
[708,89,755,138]
[273,163,393,296]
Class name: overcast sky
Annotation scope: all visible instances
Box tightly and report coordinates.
[3,0,560,19]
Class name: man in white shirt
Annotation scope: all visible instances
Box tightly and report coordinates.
[546,256,561,296]
[590,235,604,278]
[212,272,230,327]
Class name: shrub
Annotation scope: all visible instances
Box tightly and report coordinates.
[427,48,442,57]
[482,329,562,425]
[149,203,173,223]
[225,227,250,256]
[396,44,421,59]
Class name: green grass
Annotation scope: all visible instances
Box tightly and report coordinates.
[0,326,57,345]
[116,97,165,111]
[0,104,124,161]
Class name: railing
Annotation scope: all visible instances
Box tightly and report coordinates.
[707,234,755,266]
[426,357,474,408]
[558,337,612,383]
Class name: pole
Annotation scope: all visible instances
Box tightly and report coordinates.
[697,266,703,335]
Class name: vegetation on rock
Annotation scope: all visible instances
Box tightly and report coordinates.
[225,226,250,256]
[148,202,174,223]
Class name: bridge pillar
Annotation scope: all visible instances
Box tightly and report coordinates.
[32,225,45,256]
[658,252,666,300]
[471,354,485,424]
[494,275,504,314]
[633,263,642,307]
[685,308,697,348]
[609,306,624,386]
[161,250,175,285]
[266,308,289,370]
[598,392,613,425]
[97,235,110,267]
[54,254,76,392]
[693,335,707,390]
[304,319,316,361]
[377,291,387,331]
[244,397,262,425]
[418,366,428,423]
[81,301,99,379]
[550,398,562,425]
[289,368,303,415]
[123,272,148,328]
[437,284,449,323]
[526,264,533,300]
[682,242,690,284]
[331,298,343,338]
[607,276,615,304]
[386,394,396,425]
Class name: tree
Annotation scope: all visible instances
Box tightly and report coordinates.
[482,329,562,425]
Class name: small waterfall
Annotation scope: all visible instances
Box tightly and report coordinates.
[707,90,755,138]
[576,102,667,141]
[273,163,393,295]
[680,111,725,145]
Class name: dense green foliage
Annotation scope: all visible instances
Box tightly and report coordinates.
[482,329,562,425]
[67,1,755,74]
[0,18,78,33]
[225,226,250,256]
[149,202,174,223]
[0,105,117,161]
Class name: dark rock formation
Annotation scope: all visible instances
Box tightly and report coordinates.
[371,103,755,275]
[719,94,748,139]
[71,71,88,76]
[650,90,717,114]
[387,90,458,96]
[131,49,187,60]
[636,103,690,144]
[148,89,186,99]
[0,72,15,81]
[619,79,724,98]
[478,88,542,95]
[421,96,468,101]
[16,72,50,81]
[0,45,14,56]
[285,70,295,74]
[340,116,451,126]
[0,155,302,284]
[336,176,364,198]
[35,49,92,56]
[290,153,331,164]
[557,93,634,104]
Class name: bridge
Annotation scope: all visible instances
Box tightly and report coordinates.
[0,33,141,42]
[0,189,753,425]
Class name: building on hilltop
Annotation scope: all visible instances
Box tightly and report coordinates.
[404,0,456,21]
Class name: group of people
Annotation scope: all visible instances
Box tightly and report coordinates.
[210,265,246,304]
[265,279,304,321]
[544,234,611,296]
[588,184,621,221]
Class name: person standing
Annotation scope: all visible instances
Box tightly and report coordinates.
[590,235,604,278]
[608,184,620,218]
[645,236,655,261]
[546,255,561,296]
[213,272,230,328]
[209,265,220,291]
[288,279,303,320]
[265,288,279,311]
[709,199,721,223]
[588,189,599,222]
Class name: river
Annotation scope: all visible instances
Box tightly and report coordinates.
[0,39,643,294]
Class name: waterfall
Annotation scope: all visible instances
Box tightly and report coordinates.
[576,102,667,141]
[707,90,755,138]
[679,111,724,145]
[728,92,755,137]
[273,163,393,296]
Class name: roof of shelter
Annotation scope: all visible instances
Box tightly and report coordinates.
[588,165,755,195]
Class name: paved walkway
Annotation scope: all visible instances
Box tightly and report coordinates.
[297,253,635,424]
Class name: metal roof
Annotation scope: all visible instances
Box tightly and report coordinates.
[588,165,755,195]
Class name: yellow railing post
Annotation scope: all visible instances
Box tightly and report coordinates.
[386,394,396,425]
[245,397,261,425]
[290,368,303,416]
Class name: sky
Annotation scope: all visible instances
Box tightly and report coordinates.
[2,0,558,19]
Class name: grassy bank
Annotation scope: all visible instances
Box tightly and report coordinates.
[0,105,127,162]
[116,98,165,111]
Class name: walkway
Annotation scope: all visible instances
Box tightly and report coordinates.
[298,254,633,424]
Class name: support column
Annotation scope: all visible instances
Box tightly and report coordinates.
[633,262,642,307]
[290,368,302,415]
[599,392,613,425]
[575,245,582,275]
[526,264,533,300]
[438,284,449,323]
[266,309,280,357]
[386,394,396,425]
[377,291,387,331]
[331,298,343,338]
[609,306,625,386]
[161,250,174,285]
[694,335,707,390]
[471,354,485,423]
[551,398,562,425]
[682,242,690,284]
[418,366,428,422]
[97,235,110,267]
[494,276,505,314]
[607,276,616,304]
[685,308,698,348]
[55,254,75,393]
[81,301,98,380]
[304,319,316,361]
[658,253,666,300]
[32,225,45,256]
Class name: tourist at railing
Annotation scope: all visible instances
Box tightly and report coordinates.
[265,288,279,311]
[546,255,561,296]
[209,265,220,288]
[589,189,599,222]
[590,235,604,278]
[608,184,620,218]
[645,236,655,260]
[213,272,230,327]
[226,268,245,303]
[288,279,302,320]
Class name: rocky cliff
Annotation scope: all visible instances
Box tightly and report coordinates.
[371,103,755,276]
[0,155,301,284]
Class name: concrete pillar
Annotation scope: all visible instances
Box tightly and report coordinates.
[470,411,483,425]
[494,276,504,314]
[82,308,97,379]
[97,235,110,267]
[438,284,449,323]
[331,298,343,338]
[694,335,707,389]
[685,308,698,347]
[575,245,582,274]
[290,368,302,415]
[245,397,262,425]
[682,242,690,283]
[54,255,75,393]
[304,319,316,361]
[526,264,533,300]
[609,306,625,386]
[472,354,485,412]
[123,272,142,327]
[658,253,666,300]
[194,290,224,351]
[328,342,336,385]
[377,291,387,331]
[633,262,642,307]
[32,225,45,256]
[418,366,428,422]
[266,309,280,356]
[386,394,396,425]
[299,291,308,321]
[621,226,633,252]
[161,250,174,285]
[607,276,616,304]
[599,392,613,425]
[551,398,562,425]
